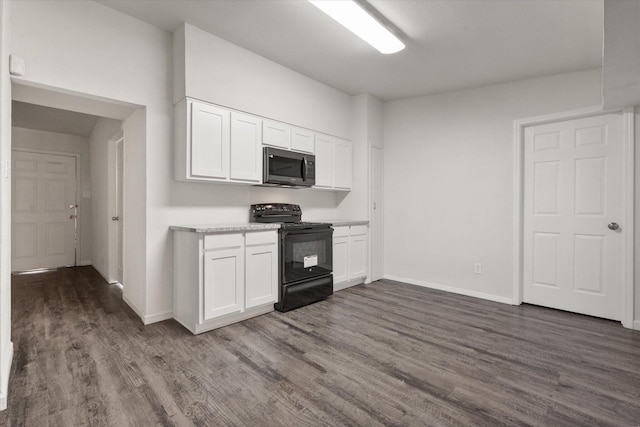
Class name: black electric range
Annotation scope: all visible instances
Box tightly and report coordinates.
[250,203,333,312]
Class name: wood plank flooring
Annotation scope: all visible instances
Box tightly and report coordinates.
[2,266,640,426]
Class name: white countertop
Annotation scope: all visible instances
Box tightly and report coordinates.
[170,219,368,233]
[170,223,281,233]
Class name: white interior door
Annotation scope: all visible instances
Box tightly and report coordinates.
[12,151,77,271]
[370,147,384,281]
[116,139,124,284]
[109,137,124,284]
[523,113,624,320]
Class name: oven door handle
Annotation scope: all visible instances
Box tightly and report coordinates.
[283,228,332,237]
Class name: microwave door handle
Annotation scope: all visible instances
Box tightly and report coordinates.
[302,157,308,181]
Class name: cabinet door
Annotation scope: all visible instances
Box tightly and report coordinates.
[314,134,333,188]
[348,233,367,280]
[333,235,349,285]
[245,241,278,309]
[263,120,290,149]
[333,139,352,190]
[291,127,315,154]
[203,245,244,320]
[230,112,262,182]
[190,102,230,179]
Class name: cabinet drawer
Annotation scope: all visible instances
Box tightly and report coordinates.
[333,226,349,238]
[204,233,243,251]
[350,225,367,236]
[245,230,278,246]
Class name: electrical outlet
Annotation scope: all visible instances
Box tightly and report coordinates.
[474,263,482,274]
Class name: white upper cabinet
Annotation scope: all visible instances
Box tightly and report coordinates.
[291,127,315,154]
[230,112,262,183]
[262,120,291,149]
[314,134,351,191]
[175,97,352,191]
[314,133,334,188]
[333,139,352,190]
[190,101,230,179]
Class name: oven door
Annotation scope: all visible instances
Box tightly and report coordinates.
[264,147,315,187]
[281,227,332,284]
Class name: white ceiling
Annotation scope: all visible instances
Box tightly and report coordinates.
[98,0,603,101]
[12,101,99,138]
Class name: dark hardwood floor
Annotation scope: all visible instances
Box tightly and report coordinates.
[2,266,640,426]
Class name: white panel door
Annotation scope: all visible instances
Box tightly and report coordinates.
[190,101,230,179]
[245,243,278,309]
[12,151,77,271]
[203,246,244,320]
[314,134,333,188]
[523,113,624,320]
[115,139,124,283]
[230,112,262,183]
[333,139,352,190]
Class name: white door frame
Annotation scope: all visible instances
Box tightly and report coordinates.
[369,146,384,282]
[107,130,124,284]
[513,106,634,329]
[11,147,82,267]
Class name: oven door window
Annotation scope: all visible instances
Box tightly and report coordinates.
[282,229,332,284]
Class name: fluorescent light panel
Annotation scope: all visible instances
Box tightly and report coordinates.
[309,0,405,54]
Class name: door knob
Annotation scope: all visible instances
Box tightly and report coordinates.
[608,222,620,231]
[112,216,119,221]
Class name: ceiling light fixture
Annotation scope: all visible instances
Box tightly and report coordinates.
[308,0,405,54]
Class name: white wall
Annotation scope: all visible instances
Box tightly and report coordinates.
[8,1,356,327]
[88,117,122,280]
[11,127,92,264]
[9,0,172,323]
[336,94,384,219]
[176,23,353,139]
[0,0,12,412]
[383,69,602,302]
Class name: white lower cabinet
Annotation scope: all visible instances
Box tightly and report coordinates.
[244,231,279,309]
[173,229,278,334]
[333,225,368,291]
[203,237,244,320]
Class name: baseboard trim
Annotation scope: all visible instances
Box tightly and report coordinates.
[79,260,92,266]
[123,295,172,326]
[383,275,513,305]
[633,320,640,331]
[0,341,14,411]
[144,310,173,325]
[123,295,145,324]
[91,264,110,283]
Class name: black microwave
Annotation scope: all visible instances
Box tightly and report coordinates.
[263,147,315,187]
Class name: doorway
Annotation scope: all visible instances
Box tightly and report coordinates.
[514,107,634,327]
[11,150,77,271]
